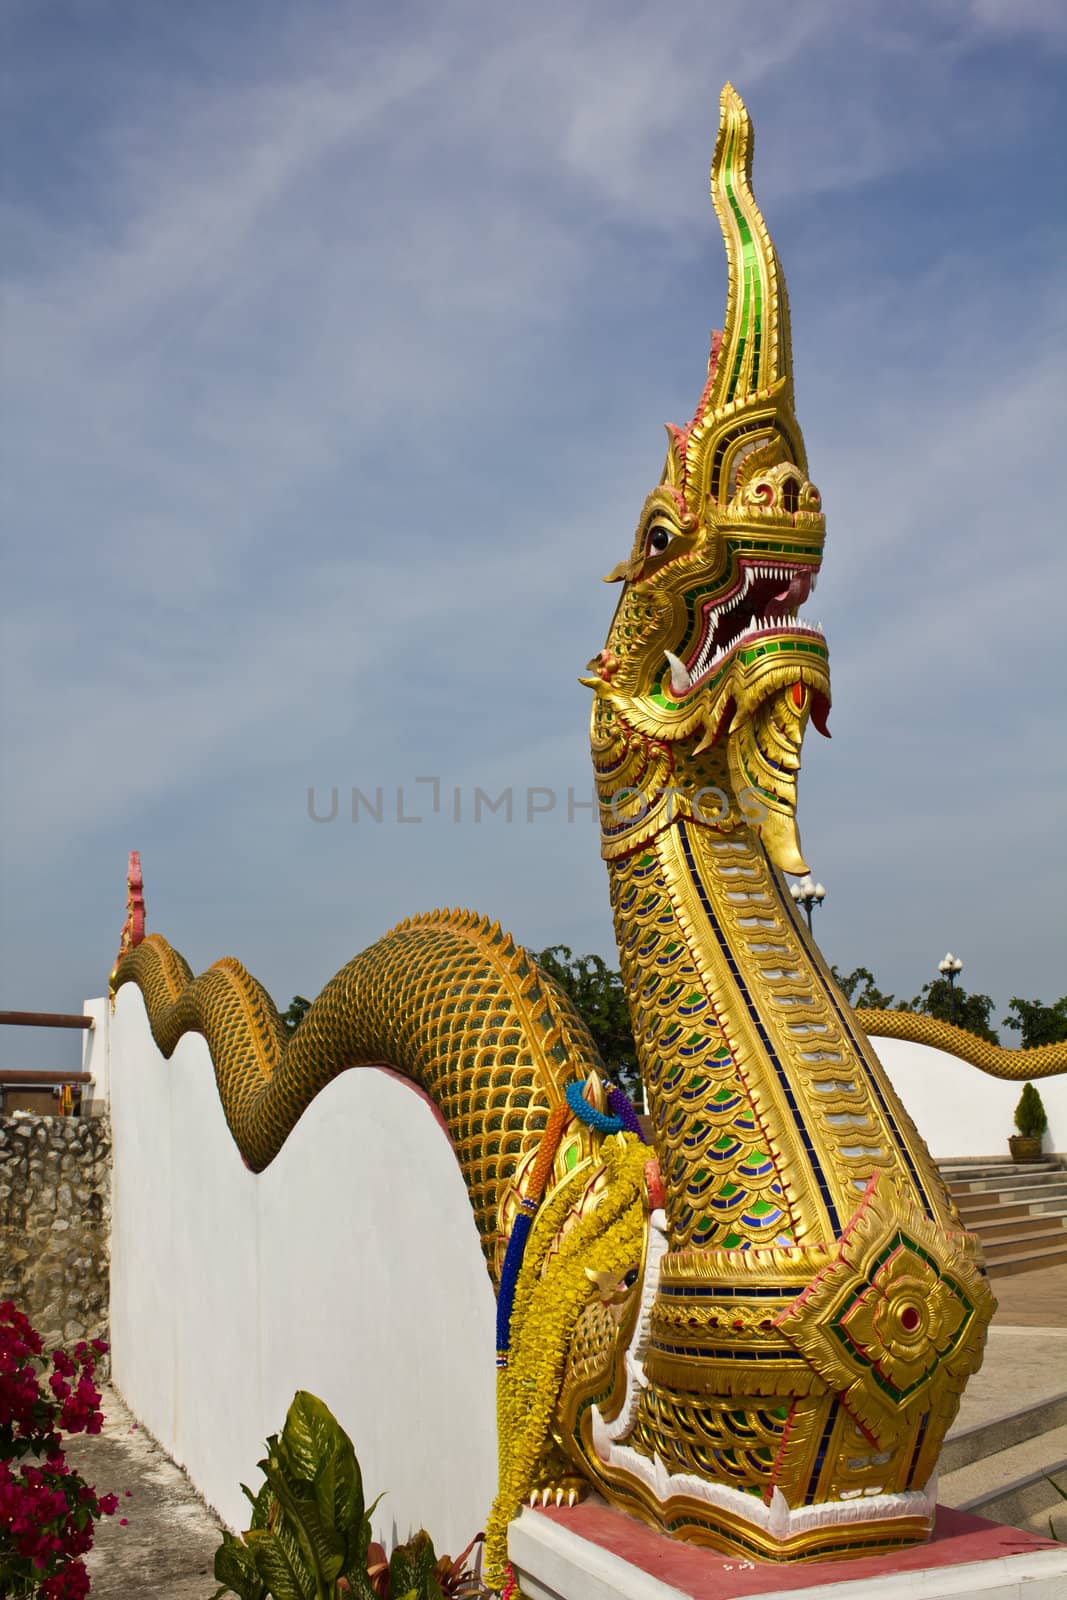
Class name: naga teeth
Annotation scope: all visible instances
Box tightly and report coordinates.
[664,649,691,694]
[686,568,826,687]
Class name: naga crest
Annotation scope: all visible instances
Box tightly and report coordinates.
[586,83,830,875]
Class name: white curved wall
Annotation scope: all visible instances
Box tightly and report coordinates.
[871,1036,1067,1160]
[105,987,497,1554]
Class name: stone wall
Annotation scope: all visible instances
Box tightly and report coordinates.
[0,1112,111,1368]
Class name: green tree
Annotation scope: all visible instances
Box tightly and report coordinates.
[904,977,1000,1044]
[535,946,641,1101]
[833,962,1004,1043]
[831,965,898,1009]
[281,995,312,1035]
[1003,996,1067,1050]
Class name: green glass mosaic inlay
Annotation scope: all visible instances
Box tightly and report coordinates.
[722,129,761,404]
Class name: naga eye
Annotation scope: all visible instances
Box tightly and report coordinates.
[647,526,673,555]
[623,1267,640,1289]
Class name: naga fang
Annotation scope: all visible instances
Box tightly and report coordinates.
[112,84,1000,1586]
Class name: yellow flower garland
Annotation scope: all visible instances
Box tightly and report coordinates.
[485,1133,649,1585]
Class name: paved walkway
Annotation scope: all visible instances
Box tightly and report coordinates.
[63,1265,1067,1598]
[62,1385,222,1598]
[949,1263,1067,1434]
[988,1261,1067,1328]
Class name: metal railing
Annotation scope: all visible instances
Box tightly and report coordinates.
[0,1011,93,1030]
[0,1011,96,1112]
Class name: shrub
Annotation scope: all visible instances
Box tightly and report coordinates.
[0,1301,117,1599]
[1014,1082,1048,1139]
[212,1391,489,1600]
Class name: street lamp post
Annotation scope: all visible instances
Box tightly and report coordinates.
[938,951,964,1024]
[938,952,964,988]
[790,875,826,933]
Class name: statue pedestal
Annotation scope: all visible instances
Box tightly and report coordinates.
[509,1498,1067,1600]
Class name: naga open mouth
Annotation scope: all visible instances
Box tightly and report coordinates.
[667,561,823,695]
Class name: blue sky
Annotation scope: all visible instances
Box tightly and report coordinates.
[3,1,1065,1069]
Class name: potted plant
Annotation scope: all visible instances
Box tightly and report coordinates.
[1008,1082,1047,1162]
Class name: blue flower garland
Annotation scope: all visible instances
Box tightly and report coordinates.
[565,1077,623,1134]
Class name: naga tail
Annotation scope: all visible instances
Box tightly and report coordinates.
[858,1008,1067,1080]
[111,913,614,1271]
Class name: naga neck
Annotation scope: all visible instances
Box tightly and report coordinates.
[594,711,952,1253]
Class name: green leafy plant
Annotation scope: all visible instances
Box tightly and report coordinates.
[1014,1082,1048,1139]
[367,1532,486,1598]
[211,1393,488,1600]
[211,1391,383,1600]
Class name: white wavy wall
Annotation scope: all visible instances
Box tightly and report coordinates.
[101,986,497,1555]
[872,1036,1067,1160]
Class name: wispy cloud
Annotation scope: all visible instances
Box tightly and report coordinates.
[2,0,1066,1024]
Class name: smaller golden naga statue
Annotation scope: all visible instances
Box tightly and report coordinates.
[111,82,1064,1591]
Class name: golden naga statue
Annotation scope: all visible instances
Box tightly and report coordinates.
[111,84,1066,1588]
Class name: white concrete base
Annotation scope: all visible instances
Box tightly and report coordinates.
[508,1506,1067,1600]
[510,1510,692,1600]
[750,1551,1067,1599]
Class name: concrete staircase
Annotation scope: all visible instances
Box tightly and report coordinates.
[940,1390,1067,1539]
[940,1158,1067,1277]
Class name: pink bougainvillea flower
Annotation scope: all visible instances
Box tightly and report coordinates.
[0,1302,116,1594]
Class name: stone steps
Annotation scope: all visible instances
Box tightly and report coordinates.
[982,1221,1067,1260]
[942,1392,1067,1476]
[957,1183,1067,1210]
[938,1157,1067,1277]
[986,1241,1067,1277]
[941,1159,1061,1181]
[939,1418,1067,1532]
[970,1208,1067,1243]
[962,1198,1067,1226]
[952,1175,1067,1200]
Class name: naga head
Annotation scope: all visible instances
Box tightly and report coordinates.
[586,84,830,874]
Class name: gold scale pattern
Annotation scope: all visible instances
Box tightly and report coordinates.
[114,914,603,1274]
[608,829,959,1253]
[553,800,987,1532]
[858,1008,1067,1080]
